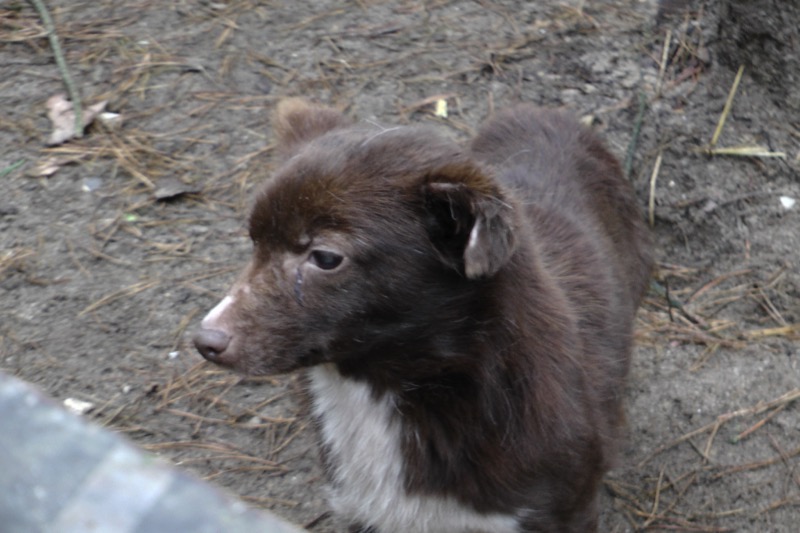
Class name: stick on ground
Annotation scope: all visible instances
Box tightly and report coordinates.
[28,0,84,138]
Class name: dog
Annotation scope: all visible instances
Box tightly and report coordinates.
[193,98,653,532]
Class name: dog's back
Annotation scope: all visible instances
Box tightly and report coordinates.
[472,106,652,438]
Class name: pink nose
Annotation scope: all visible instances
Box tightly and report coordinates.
[193,329,231,362]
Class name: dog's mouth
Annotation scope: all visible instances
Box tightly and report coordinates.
[196,322,337,376]
[241,347,330,377]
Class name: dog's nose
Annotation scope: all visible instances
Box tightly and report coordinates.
[193,329,231,361]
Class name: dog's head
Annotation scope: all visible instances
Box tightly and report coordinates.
[193,100,519,375]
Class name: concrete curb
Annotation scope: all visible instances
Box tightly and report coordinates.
[0,371,306,533]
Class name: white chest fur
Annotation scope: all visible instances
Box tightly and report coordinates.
[307,364,519,533]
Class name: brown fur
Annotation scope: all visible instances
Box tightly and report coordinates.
[194,99,653,532]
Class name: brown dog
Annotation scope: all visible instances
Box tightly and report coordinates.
[194,99,653,532]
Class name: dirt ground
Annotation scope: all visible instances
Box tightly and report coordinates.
[1,1,799,531]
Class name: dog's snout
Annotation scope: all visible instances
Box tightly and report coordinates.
[193,328,232,361]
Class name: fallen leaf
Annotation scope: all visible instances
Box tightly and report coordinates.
[46,94,108,146]
[35,159,62,177]
[154,176,201,201]
[32,156,75,178]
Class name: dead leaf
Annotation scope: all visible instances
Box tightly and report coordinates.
[154,177,201,201]
[46,94,108,146]
[33,156,74,178]
[34,159,62,177]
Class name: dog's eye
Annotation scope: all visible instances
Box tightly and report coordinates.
[309,250,344,270]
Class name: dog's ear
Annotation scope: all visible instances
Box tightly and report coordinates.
[421,163,517,279]
[273,98,350,157]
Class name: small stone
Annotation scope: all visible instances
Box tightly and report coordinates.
[63,398,94,415]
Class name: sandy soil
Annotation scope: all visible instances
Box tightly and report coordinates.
[1,1,798,531]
